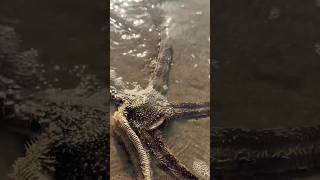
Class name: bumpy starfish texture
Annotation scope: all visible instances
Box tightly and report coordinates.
[2,22,320,180]
[111,39,320,179]
[212,126,320,179]
[110,41,210,180]
[0,25,108,180]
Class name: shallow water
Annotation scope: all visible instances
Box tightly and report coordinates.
[110,0,210,179]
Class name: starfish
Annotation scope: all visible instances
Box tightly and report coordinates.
[2,17,320,180]
[212,125,320,179]
[110,40,210,180]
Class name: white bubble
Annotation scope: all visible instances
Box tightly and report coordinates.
[53,65,61,71]
[163,85,168,90]
[133,19,144,26]
[268,7,280,20]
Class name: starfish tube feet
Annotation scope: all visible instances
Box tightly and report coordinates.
[140,129,198,180]
[112,104,152,180]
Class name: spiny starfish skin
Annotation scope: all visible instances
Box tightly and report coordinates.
[111,41,210,180]
[10,93,108,180]
[113,102,152,180]
[2,19,320,180]
[0,24,108,179]
[111,40,320,179]
[212,126,320,179]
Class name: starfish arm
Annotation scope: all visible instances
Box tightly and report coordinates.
[213,144,320,178]
[170,102,210,120]
[213,126,320,177]
[171,102,210,109]
[148,41,173,94]
[140,129,198,180]
[11,134,56,180]
[213,125,320,147]
[112,107,152,180]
